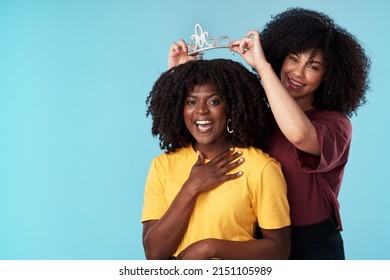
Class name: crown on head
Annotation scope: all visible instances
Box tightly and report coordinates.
[188,23,231,57]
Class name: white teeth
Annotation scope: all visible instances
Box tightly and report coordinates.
[196,120,212,125]
[289,78,304,87]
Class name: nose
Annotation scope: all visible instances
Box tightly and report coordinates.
[293,63,305,78]
[196,102,209,115]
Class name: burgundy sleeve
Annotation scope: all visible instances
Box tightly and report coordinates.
[296,113,352,173]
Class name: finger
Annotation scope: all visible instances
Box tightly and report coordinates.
[238,38,252,53]
[221,157,245,174]
[223,171,244,181]
[170,42,180,54]
[229,40,242,54]
[230,38,248,53]
[246,30,259,38]
[248,30,260,44]
[229,39,241,48]
[210,147,235,163]
[246,30,262,49]
[214,150,243,168]
[187,55,197,62]
[177,39,188,52]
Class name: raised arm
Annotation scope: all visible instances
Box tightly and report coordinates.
[230,31,320,155]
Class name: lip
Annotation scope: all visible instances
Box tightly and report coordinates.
[287,76,305,90]
[194,120,213,133]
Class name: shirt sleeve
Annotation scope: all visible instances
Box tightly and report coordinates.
[297,113,352,173]
[255,159,291,229]
[141,156,168,222]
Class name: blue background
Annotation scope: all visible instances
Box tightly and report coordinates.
[0,0,389,260]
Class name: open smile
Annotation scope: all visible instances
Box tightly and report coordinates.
[288,77,305,89]
[194,120,213,132]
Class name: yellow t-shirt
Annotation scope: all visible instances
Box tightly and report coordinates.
[141,146,290,257]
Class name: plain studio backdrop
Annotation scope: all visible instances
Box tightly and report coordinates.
[0,0,389,260]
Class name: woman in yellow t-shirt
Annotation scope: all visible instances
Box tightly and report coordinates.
[142,59,290,259]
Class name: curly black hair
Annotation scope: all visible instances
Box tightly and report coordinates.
[146,59,270,153]
[260,7,371,117]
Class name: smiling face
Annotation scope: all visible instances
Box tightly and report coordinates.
[183,83,231,157]
[280,50,326,111]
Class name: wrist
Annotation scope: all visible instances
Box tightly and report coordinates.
[254,61,272,76]
[202,238,219,259]
[168,60,176,70]
[182,180,201,199]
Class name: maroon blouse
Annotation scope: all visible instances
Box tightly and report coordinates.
[266,108,352,230]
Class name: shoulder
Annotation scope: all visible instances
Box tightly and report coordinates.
[307,109,351,124]
[240,147,287,194]
[307,109,352,135]
[152,146,194,166]
[240,146,282,170]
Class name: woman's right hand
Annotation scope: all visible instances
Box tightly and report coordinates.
[168,40,196,69]
[184,148,244,195]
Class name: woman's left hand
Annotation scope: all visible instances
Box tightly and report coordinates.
[230,30,268,72]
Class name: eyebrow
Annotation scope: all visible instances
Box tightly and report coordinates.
[307,60,323,66]
[186,92,220,98]
[294,52,324,66]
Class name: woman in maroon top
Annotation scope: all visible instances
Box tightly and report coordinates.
[167,8,370,259]
[229,8,370,259]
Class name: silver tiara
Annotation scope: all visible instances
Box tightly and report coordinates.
[188,23,231,57]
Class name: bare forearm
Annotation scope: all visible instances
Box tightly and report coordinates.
[143,187,198,259]
[210,238,289,260]
[256,64,309,137]
[177,227,291,260]
[255,63,319,154]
